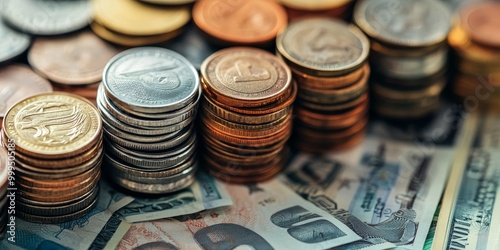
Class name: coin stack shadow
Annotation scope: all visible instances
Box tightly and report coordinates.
[98,48,200,194]
[354,0,451,120]
[0,147,8,237]
[279,0,353,21]
[91,0,191,46]
[449,2,500,106]
[199,47,296,183]
[1,93,102,224]
[276,18,370,153]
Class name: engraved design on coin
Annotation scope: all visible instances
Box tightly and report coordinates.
[300,28,362,64]
[16,101,90,145]
[216,56,276,93]
[119,63,181,91]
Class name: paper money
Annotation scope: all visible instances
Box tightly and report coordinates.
[282,106,470,250]
[116,179,361,249]
[1,180,134,250]
[118,171,232,223]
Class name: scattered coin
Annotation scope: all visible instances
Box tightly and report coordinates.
[0,19,30,64]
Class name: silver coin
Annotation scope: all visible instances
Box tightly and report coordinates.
[102,47,199,113]
[104,153,196,177]
[110,167,196,193]
[354,0,451,47]
[2,0,91,35]
[276,18,370,76]
[0,20,30,63]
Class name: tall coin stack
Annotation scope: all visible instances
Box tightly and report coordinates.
[200,47,295,183]
[98,47,200,194]
[0,147,8,237]
[276,18,370,153]
[450,2,500,105]
[1,93,102,223]
[354,0,451,119]
[91,0,191,46]
[278,0,353,21]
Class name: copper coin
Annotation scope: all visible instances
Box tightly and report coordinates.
[201,47,292,107]
[296,98,368,129]
[203,154,282,176]
[28,31,118,85]
[296,116,368,141]
[0,64,53,117]
[285,3,351,21]
[90,22,183,46]
[202,131,288,155]
[293,63,367,90]
[298,92,368,112]
[461,2,500,48]
[193,0,287,45]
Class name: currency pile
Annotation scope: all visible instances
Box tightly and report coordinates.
[192,0,287,46]
[276,18,370,153]
[91,0,191,46]
[0,147,8,238]
[200,47,295,183]
[279,0,352,21]
[1,93,102,223]
[354,0,451,119]
[449,2,500,105]
[98,47,200,194]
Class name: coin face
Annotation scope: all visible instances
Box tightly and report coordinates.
[92,0,190,36]
[202,47,291,101]
[193,0,287,44]
[103,47,199,112]
[0,20,31,63]
[28,31,118,85]
[2,0,91,35]
[0,64,53,118]
[277,18,369,76]
[3,93,101,158]
[354,0,451,47]
[461,2,500,48]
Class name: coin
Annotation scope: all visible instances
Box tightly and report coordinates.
[0,64,53,118]
[354,0,451,47]
[448,25,500,64]
[139,0,196,5]
[460,2,500,48]
[277,18,369,77]
[2,0,91,35]
[292,63,367,90]
[28,31,118,85]
[3,92,101,159]
[193,0,287,45]
[0,19,30,63]
[201,47,292,106]
[279,0,351,11]
[92,0,190,36]
[103,47,199,113]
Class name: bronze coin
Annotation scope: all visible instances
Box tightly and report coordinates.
[193,0,287,45]
[293,63,368,90]
[460,2,500,48]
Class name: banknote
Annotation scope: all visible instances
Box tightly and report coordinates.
[116,179,362,250]
[433,112,500,249]
[281,106,471,250]
[118,171,232,223]
[0,180,134,250]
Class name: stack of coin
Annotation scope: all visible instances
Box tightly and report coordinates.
[98,47,200,194]
[450,2,500,105]
[91,0,190,46]
[276,18,370,153]
[193,0,287,47]
[200,47,295,183]
[278,0,352,21]
[354,0,451,119]
[0,147,8,237]
[0,64,53,129]
[2,0,91,35]
[1,92,102,224]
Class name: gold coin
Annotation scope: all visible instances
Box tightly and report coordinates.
[201,47,292,107]
[90,22,183,47]
[92,0,190,36]
[3,92,102,159]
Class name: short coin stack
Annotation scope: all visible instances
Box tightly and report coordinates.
[279,0,353,21]
[354,0,451,119]
[99,47,200,194]
[450,2,500,105]
[276,18,370,153]
[0,147,8,237]
[200,47,295,183]
[1,93,102,224]
[91,0,190,46]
